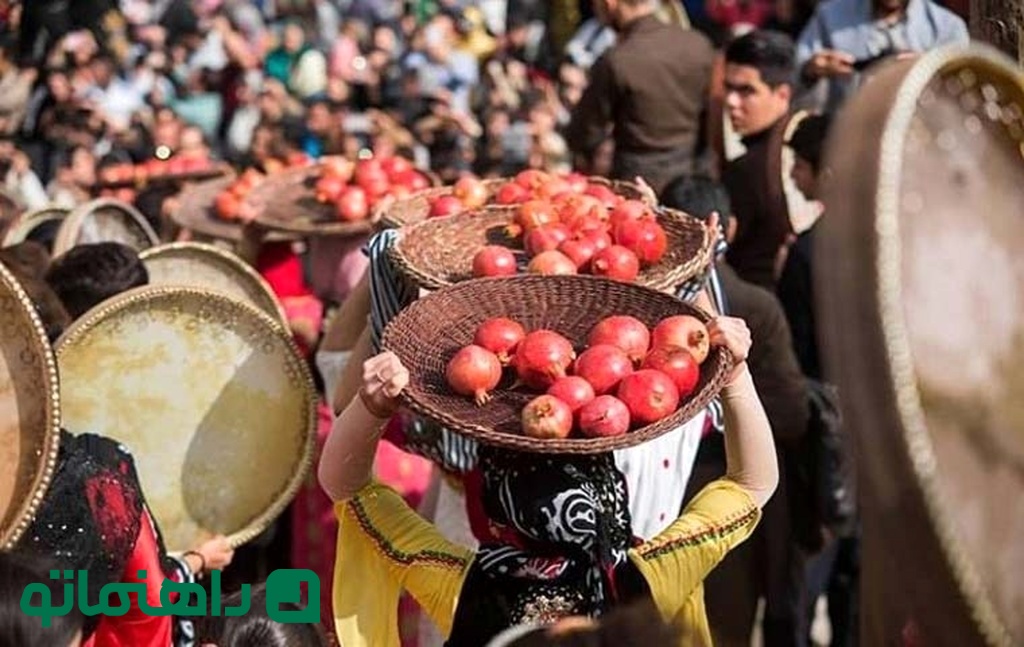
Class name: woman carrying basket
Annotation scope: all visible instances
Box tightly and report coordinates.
[318,312,777,647]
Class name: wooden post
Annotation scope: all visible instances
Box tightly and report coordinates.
[971,0,1023,63]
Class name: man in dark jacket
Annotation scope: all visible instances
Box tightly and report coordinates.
[722,30,797,290]
[566,0,715,193]
[663,175,811,647]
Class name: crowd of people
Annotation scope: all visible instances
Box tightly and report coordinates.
[0,0,978,645]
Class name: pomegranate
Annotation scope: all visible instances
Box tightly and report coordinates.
[651,316,710,364]
[558,238,597,269]
[474,317,526,364]
[512,330,576,390]
[514,169,550,191]
[380,156,412,177]
[591,245,640,282]
[430,196,464,218]
[336,186,369,221]
[354,159,386,187]
[472,245,518,278]
[214,192,240,220]
[609,200,649,228]
[617,370,680,426]
[535,177,572,201]
[614,219,668,265]
[446,345,503,405]
[315,174,347,203]
[563,172,589,194]
[642,346,700,398]
[511,200,558,236]
[453,177,489,208]
[321,156,352,179]
[578,395,631,438]
[584,183,620,208]
[527,250,577,275]
[582,229,613,252]
[588,316,651,364]
[574,344,633,394]
[521,395,574,440]
[524,224,571,256]
[495,182,531,205]
[393,169,430,191]
[547,376,596,413]
[556,195,607,228]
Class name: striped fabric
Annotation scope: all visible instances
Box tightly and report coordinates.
[365,227,727,473]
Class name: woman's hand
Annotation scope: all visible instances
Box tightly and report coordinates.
[359,351,409,419]
[708,316,751,384]
[186,534,234,575]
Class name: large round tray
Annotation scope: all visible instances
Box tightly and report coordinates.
[381,275,732,454]
[390,206,712,293]
[54,286,317,551]
[0,263,61,549]
[139,241,287,326]
[248,163,438,237]
[171,175,294,243]
[818,44,1024,645]
[53,199,160,256]
[377,176,653,230]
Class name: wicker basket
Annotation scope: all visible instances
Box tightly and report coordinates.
[377,176,654,229]
[249,163,440,237]
[389,206,712,293]
[381,275,733,454]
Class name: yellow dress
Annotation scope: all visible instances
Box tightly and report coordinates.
[333,479,760,647]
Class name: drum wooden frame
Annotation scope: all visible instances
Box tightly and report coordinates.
[0,263,61,549]
[819,44,1024,645]
[54,286,317,552]
[53,199,161,256]
[139,241,288,327]
[2,206,69,248]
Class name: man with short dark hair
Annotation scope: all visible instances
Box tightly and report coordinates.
[566,0,715,194]
[721,30,798,290]
[45,242,149,319]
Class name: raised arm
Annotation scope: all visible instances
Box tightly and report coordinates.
[318,351,408,502]
[710,317,779,507]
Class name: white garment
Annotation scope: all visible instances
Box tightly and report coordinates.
[315,349,351,412]
[614,411,707,540]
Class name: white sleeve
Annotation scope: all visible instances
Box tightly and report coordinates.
[315,349,351,412]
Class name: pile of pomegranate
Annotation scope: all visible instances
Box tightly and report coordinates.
[99,153,216,187]
[314,156,431,222]
[441,171,669,283]
[214,169,266,221]
[445,313,711,440]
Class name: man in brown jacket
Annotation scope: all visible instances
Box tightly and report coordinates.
[566,0,715,194]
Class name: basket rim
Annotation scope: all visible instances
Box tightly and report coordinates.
[390,205,713,293]
[380,274,733,455]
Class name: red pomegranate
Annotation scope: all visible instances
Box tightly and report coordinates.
[591,245,640,282]
[430,195,464,218]
[521,395,574,439]
[527,250,577,275]
[617,369,680,426]
[524,224,571,256]
[614,219,668,265]
[512,330,576,390]
[453,176,489,208]
[578,395,631,438]
[557,238,598,269]
[446,345,503,405]
[574,344,633,395]
[495,182,531,205]
[336,186,369,221]
[609,200,649,227]
[642,346,700,398]
[474,317,526,364]
[651,315,710,364]
[472,245,518,277]
[588,316,650,364]
[547,376,596,413]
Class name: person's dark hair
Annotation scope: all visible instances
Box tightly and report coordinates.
[503,601,681,647]
[0,551,84,647]
[788,114,833,174]
[197,585,328,647]
[724,30,796,87]
[45,243,149,320]
[0,245,70,343]
[660,175,732,221]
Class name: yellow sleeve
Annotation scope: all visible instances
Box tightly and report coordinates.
[627,479,761,647]
[333,481,474,647]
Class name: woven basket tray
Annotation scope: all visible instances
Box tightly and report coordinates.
[381,275,733,454]
[390,206,712,293]
[377,176,653,229]
[250,163,439,237]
